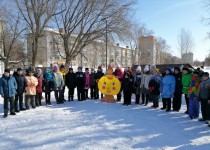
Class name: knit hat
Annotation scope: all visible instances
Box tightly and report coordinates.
[85,68,89,71]
[91,68,95,72]
[37,68,42,73]
[182,67,189,72]
[60,65,65,69]
[165,67,172,73]
[53,65,59,71]
[27,68,34,74]
[202,72,209,77]
[98,66,102,70]
[69,68,73,71]
[193,70,200,75]
[144,65,150,73]
[4,69,10,73]
[17,68,23,72]
[78,66,82,70]
[174,67,181,72]
[150,64,156,72]
[136,66,141,72]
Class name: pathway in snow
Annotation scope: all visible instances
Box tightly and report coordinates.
[0,93,210,150]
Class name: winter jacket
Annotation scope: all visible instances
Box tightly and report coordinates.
[149,75,161,95]
[60,70,66,84]
[160,74,175,98]
[94,71,104,85]
[173,72,183,95]
[13,72,27,94]
[122,78,133,94]
[43,72,54,93]
[182,73,192,94]
[35,74,43,94]
[0,75,17,98]
[25,75,38,95]
[90,73,96,87]
[52,72,64,90]
[197,78,210,100]
[133,73,142,95]
[76,72,85,88]
[65,72,77,89]
[189,75,200,99]
[85,72,90,89]
[141,74,151,94]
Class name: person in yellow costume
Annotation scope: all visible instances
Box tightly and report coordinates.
[98,65,121,103]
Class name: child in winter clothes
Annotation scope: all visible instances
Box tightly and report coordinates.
[197,72,210,123]
[122,72,133,105]
[133,66,142,104]
[182,67,192,114]
[188,70,201,119]
[0,69,17,118]
[52,65,64,104]
[35,68,43,106]
[65,68,77,101]
[140,65,151,106]
[90,68,96,99]
[149,68,161,108]
[25,68,38,109]
[173,67,183,111]
[43,68,54,105]
[76,67,85,101]
[13,68,27,112]
[160,67,175,112]
[84,68,90,100]
[94,66,104,99]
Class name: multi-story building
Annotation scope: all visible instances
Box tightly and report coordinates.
[26,28,133,68]
[0,19,5,75]
[138,36,158,65]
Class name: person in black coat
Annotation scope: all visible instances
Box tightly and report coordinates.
[94,66,104,99]
[65,68,77,101]
[76,67,85,101]
[13,68,27,112]
[173,67,183,111]
[90,68,96,99]
[122,72,133,105]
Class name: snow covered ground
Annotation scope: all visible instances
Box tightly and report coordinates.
[0,92,210,150]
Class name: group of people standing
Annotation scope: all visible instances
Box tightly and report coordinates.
[0,64,210,128]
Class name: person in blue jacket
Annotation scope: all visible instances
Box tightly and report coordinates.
[160,67,176,112]
[0,69,17,118]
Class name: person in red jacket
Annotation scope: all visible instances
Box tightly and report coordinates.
[35,68,43,106]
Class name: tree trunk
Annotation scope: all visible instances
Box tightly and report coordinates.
[65,54,72,71]
[32,37,39,66]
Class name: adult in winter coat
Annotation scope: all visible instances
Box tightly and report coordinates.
[76,67,85,101]
[90,68,96,99]
[13,68,27,112]
[197,72,210,123]
[34,68,43,106]
[94,66,104,99]
[113,66,124,101]
[52,65,64,104]
[160,67,176,112]
[140,65,152,106]
[122,72,133,105]
[188,70,201,119]
[65,68,77,101]
[149,68,161,108]
[25,68,38,109]
[133,66,142,104]
[60,65,66,101]
[84,68,90,100]
[43,68,54,105]
[173,67,183,111]
[0,69,17,118]
[207,82,210,127]
[182,67,192,114]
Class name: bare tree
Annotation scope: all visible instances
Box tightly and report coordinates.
[177,28,194,62]
[15,0,64,66]
[156,37,171,64]
[0,7,28,69]
[54,0,135,69]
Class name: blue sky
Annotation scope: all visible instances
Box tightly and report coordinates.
[133,0,210,61]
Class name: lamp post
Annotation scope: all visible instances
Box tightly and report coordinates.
[102,18,108,69]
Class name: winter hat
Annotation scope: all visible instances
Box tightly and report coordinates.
[150,64,156,72]
[17,68,23,72]
[37,68,42,73]
[124,67,128,72]
[45,68,50,72]
[27,67,34,73]
[125,72,130,78]
[165,67,172,73]
[85,68,89,71]
[202,72,209,77]
[136,66,141,72]
[69,68,73,71]
[174,67,181,72]
[144,65,150,73]
[53,65,59,71]
[4,69,10,73]
[60,65,65,69]
[91,68,95,72]
[78,66,82,70]
[98,66,102,70]
[182,67,189,72]
[193,70,200,75]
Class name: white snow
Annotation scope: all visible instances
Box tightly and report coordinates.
[0,92,210,150]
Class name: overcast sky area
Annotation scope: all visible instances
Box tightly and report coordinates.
[0,0,210,61]
[134,0,210,61]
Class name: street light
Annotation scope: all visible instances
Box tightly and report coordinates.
[102,18,108,69]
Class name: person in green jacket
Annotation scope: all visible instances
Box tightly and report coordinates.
[182,67,192,114]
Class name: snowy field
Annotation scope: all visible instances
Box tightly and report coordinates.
[0,91,210,150]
